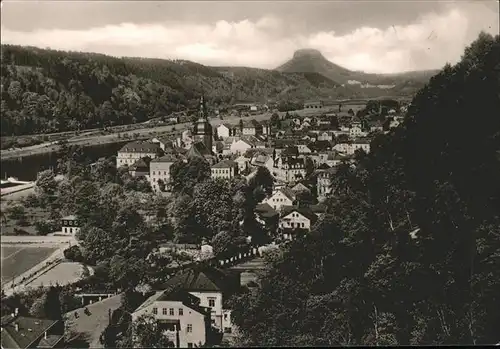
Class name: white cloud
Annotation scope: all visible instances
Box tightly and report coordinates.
[1,3,497,73]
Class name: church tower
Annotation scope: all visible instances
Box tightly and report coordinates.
[192,95,213,152]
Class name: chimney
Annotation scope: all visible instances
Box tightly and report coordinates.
[15,323,19,332]
[44,331,48,340]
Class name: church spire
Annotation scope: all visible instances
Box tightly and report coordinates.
[198,94,207,121]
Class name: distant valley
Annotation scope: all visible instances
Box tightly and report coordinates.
[0,44,439,137]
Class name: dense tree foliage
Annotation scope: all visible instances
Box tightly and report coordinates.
[229,33,500,346]
[170,157,211,195]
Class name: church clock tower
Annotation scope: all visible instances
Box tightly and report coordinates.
[192,95,213,152]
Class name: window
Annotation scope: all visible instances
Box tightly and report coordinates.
[223,314,228,320]
[179,308,183,316]
[152,307,158,315]
[153,171,155,175]
[187,324,193,333]
[187,343,193,348]
[162,308,168,315]
[169,308,174,316]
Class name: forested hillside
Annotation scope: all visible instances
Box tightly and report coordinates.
[0,45,334,136]
[229,33,500,346]
[1,45,424,137]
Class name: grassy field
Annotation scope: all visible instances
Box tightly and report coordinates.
[26,262,86,288]
[1,245,58,283]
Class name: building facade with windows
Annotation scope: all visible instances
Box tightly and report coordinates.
[117,142,162,167]
[157,267,240,333]
[132,289,211,348]
[210,160,239,180]
[60,215,80,236]
[149,154,178,192]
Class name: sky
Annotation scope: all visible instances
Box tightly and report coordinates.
[1,0,498,74]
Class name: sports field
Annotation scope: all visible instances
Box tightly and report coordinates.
[1,245,58,283]
[26,262,85,288]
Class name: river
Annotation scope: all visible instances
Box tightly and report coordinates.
[0,141,129,181]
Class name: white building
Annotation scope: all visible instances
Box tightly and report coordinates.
[149,154,178,192]
[117,141,161,167]
[132,289,211,348]
[279,207,318,234]
[264,188,296,211]
[157,267,240,332]
[61,215,80,236]
[211,160,239,180]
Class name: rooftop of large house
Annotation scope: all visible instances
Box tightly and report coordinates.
[1,314,62,349]
[119,141,161,153]
[211,159,238,169]
[134,289,210,317]
[239,135,265,147]
[278,187,297,202]
[156,265,240,295]
[281,205,318,223]
[291,182,311,194]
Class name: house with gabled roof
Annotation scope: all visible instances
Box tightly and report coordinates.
[1,311,65,349]
[263,188,297,211]
[155,266,240,331]
[279,206,318,236]
[290,182,311,196]
[132,288,212,348]
[211,160,238,180]
[241,119,263,136]
[216,123,238,139]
